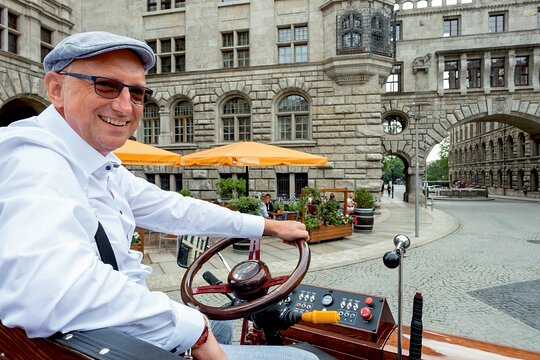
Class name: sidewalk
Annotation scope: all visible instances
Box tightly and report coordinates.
[144,194,459,292]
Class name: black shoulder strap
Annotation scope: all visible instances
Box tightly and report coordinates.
[94,222,119,271]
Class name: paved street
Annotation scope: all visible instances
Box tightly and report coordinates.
[150,186,540,354]
[303,196,540,353]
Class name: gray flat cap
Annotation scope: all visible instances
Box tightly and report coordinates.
[43,31,156,72]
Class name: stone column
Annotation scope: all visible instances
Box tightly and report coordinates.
[483,51,491,94]
[507,50,515,93]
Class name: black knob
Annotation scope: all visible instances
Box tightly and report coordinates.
[383,251,400,268]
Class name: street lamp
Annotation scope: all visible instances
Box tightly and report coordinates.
[411,104,420,237]
[391,164,395,198]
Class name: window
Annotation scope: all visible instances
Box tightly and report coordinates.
[339,12,362,52]
[221,30,249,68]
[514,56,529,86]
[174,101,193,143]
[278,25,308,64]
[392,21,401,43]
[443,17,459,37]
[146,174,156,184]
[174,174,183,191]
[276,173,290,199]
[489,13,505,33]
[294,173,308,198]
[1,11,19,54]
[382,114,406,135]
[143,103,160,144]
[175,0,186,8]
[490,57,505,87]
[147,37,185,74]
[444,60,459,89]
[40,27,53,63]
[147,0,157,11]
[277,95,310,141]
[221,97,251,142]
[385,63,402,93]
[467,59,481,88]
[159,174,170,190]
[161,0,171,10]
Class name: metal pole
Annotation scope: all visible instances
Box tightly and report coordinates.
[397,250,403,360]
[414,110,420,237]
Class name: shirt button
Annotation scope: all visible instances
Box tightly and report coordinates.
[119,210,123,215]
[106,166,111,171]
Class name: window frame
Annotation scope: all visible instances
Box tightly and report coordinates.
[489,12,506,33]
[385,63,402,93]
[146,37,186,74]
[514,55,529,86]
[142,103,160,145]
[276,94,311,141]
[221,30,250,68]
[467,59,481,88]
[443,17,460,37]
[221,97,252,142]
[490,57,505,87]
[277,24,308,64]
[173,100,194,143]
[443,60,460,90]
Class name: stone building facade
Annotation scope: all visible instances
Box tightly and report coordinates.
[1,0,539,200]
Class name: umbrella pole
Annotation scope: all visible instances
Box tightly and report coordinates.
[246,165,249,195]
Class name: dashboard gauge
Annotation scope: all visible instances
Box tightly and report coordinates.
[321,294,334,306]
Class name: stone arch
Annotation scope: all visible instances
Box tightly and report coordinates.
[0,95,48,126]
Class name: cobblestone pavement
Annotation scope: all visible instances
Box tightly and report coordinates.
[302,198,540,353]
[153,189,540,354]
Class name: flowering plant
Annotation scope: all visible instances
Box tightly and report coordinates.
[131,231,141,244]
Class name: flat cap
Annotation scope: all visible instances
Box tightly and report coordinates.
[43,31,156,72]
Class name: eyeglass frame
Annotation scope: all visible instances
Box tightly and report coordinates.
[56,71,153,105]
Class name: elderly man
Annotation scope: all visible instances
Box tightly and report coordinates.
[0,31,317,360]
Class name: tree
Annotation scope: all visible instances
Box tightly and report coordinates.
[427,137,449,181]
[382,155,404,184]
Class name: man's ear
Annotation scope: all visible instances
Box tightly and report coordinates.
[44,72,64,109]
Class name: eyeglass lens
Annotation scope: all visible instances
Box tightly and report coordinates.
[94,78,149,105]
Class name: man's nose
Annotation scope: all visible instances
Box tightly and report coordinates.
[111,87,134,112]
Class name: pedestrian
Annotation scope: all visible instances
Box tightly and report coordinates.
[387,183,391,197]
[0,31,317,360]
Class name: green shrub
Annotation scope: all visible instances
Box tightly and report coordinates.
[178,189,192,197]
[227,196,262,215]
[216,178,246,199]
[354,188,375,209]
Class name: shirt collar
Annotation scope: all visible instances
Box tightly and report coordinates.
[41,106,123,174]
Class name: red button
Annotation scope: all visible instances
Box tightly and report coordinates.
[360,307,372,321]
[365,297,374,306]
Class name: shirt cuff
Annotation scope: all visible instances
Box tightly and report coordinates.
[163,303,205,353]
[241,213,265,239]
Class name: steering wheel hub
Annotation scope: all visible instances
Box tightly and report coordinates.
[228,260,271,301]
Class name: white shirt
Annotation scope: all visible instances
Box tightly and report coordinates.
[0,105,265,352]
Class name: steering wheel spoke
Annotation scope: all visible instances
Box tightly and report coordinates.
[193,284,232,295]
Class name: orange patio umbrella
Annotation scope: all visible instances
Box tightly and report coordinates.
[114,140,181,166]
[180,142,328,194]
[180,141,328,167]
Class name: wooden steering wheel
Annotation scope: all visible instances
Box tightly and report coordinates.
[180,237,310,320]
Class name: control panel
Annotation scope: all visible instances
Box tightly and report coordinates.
[282,284,395,335]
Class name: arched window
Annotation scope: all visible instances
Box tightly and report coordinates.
[173,100,193,143]
[506,136,514,159]
[531,169,539,191]
[382,114,407,135]
[221,97,251,142]
[518,133,526,157]
[277,94,310,140]
[517,170,524,189]
[488,170,494,187]
[143,103,160,144]
[481,142,486,162]
[497,169,503,187]
[497,138,504,160]
[506,169,513,189]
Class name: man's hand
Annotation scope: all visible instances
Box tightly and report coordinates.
[191,331,227,359]
[263,219,309,242]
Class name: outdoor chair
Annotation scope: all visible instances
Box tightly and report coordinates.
[176,235,209,268]
[158,233,179,253]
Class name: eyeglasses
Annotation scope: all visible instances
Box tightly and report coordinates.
[57,71,153,105]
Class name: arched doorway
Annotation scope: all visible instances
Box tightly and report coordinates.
[0,98,47,127]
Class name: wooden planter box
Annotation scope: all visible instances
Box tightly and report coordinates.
[308,224,352,244]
